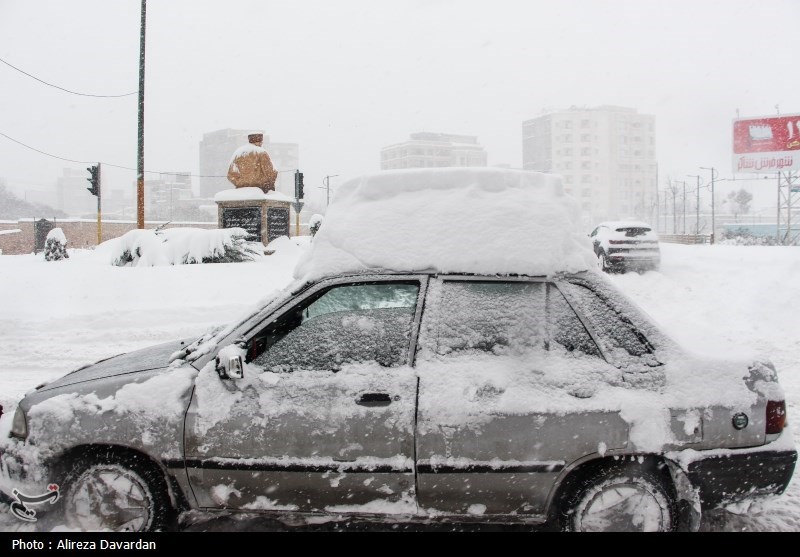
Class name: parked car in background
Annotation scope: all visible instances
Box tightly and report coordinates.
[1,169,794,532]
[590,221,660,273]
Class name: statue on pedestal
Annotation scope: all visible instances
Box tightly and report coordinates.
[227,133,278,193]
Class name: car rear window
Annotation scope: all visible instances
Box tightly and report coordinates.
[558,281,659,367]
[615,227,651,237]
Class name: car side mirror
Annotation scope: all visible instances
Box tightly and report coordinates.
[216,354,244,380]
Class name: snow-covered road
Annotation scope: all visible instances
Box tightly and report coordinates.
[0,242,798,531]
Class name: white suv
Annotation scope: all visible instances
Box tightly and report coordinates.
[590,221,660,273]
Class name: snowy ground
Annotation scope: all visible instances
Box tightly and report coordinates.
[0,242,798,531]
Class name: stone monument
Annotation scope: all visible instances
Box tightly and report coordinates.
[226,133,278,193]
[216,133,293,247]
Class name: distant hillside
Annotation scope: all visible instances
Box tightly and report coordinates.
[0,182,66,220]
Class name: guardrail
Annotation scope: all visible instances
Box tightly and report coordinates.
[658,234,710,245]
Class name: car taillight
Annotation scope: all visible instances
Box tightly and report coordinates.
[766,400,786,435]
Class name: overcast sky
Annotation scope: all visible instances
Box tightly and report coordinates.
[1,0,798,212]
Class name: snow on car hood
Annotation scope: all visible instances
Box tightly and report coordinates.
[37,338,191,392]
[294,168,598,281]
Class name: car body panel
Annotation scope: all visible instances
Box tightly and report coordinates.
[1,270,794,529]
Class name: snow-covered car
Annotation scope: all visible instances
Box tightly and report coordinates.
[590,221,660,273]
[1,168,795,532]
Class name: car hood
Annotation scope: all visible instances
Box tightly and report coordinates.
[36,338,193,393]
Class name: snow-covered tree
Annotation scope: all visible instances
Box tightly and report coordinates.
[724,189,753,222]
[43,228,69,261]
[99,227,263,267]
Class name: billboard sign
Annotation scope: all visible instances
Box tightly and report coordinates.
[733,114,800,173]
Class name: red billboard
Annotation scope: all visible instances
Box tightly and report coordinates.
[733,114,800,173]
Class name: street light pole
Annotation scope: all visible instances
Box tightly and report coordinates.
[674,180,687,234]
[320,175,339,207]
[700,167,718,244]
[687,174,703,235]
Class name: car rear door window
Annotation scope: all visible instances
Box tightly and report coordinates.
[434,281,546,355]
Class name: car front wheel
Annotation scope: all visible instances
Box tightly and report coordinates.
[557,461,678,532]
[58,452,174,532]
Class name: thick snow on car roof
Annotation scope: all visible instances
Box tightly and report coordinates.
[294,168,597,281]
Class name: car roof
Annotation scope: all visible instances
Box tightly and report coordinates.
[596,220,654,230]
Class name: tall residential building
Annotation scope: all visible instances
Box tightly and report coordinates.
[144,172,193,221]
[199,129,299,198]
[522,106,657,224]
[380,132,488,170]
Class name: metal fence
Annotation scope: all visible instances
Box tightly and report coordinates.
[658,234,711,245]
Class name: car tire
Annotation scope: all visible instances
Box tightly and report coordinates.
[555,461,679,532]
[597,253,611,273]
[57,451,175,532]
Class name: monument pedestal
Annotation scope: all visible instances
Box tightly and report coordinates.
[215,187,294,248]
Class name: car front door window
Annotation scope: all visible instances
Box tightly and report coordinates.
[252,283,419,372]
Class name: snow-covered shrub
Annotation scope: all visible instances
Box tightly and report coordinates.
[96,227,263,267]
[43,228,69,261]
[718,227,778,246]
[309,214,323,238]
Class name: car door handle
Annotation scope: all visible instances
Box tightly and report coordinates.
[356,393,393,407]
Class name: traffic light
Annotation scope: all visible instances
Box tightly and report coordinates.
[86,165,100,197]
[294,170,304,200]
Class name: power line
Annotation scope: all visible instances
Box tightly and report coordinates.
[0,56,137,98]
[0,131,297,178]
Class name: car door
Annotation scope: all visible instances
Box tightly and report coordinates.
[414,276,634,517]
[184,276,426,514]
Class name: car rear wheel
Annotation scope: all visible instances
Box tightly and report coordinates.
[59,452,174,532]
[598,253,610,273]
[557,461,678,532]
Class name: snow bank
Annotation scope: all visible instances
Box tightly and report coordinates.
[95,227,263,266]
[294,168,596,281]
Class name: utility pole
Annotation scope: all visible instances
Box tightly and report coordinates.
[320,175,339,207]
[668,180,678,234]
[672,187,677,234]
[700,167,718,244]
[681,180,686,234]
[136,0,146,229]
[688,174,702,235]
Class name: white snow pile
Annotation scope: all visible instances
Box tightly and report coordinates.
[294,168,597,281]
[45,227,67,244]
[95,227,264,267]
